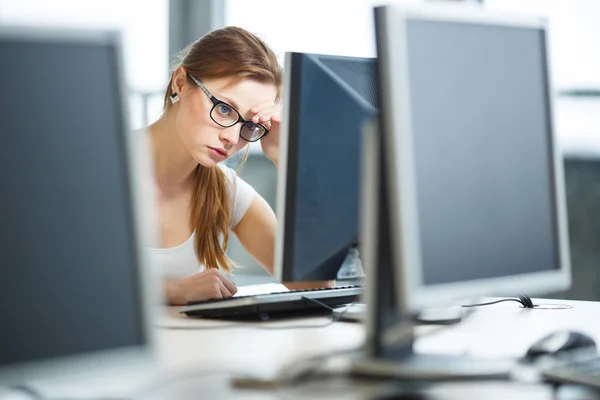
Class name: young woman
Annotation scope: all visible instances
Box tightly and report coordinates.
[147,26,330,305]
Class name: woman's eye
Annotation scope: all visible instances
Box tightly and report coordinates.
[218,105,231,115]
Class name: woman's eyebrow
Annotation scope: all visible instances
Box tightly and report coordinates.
[217,94,259,120]
[215,94,240,111]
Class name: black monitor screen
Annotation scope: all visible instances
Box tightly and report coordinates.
[405,21,559,286]
[280,53,378,281]
[0,36,145,366]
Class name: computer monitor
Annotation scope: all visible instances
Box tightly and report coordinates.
[274,52,379,283]
[356,3,572,377]
[0,27,157,386]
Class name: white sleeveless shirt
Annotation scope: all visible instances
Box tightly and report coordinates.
[147,164,256,279]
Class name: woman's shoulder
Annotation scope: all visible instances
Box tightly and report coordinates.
[216,163,256,227]
[217,163,236,180]
[217,163,256,197]
[216,163,253,189]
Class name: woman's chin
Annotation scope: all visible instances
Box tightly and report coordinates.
[194,154,224,168]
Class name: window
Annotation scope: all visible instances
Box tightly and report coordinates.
[0,0,169,129]
[226,0,600,156]
[486,0,600,156]
[226,0,420,63]
[486,0,600,89]
[225,0,419,154]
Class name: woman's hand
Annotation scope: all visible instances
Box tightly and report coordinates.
[251,101,281,167]
[163,269,238,306]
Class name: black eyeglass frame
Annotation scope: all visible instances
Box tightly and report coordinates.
[186,72,270,142]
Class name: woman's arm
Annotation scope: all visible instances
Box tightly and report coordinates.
[163,269,238,305]
[232,194,276,275]
[233,194,335,289]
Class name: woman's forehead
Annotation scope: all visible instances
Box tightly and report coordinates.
[207,78,277,110]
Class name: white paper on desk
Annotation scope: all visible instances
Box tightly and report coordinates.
[234,283,289,297]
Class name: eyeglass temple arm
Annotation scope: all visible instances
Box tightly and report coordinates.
[187,73,214,100]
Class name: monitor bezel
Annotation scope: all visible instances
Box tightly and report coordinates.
[273,52,295,283]
[376,4,572,313]
[0,26,158,386]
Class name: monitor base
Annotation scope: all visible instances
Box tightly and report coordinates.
[352,354,514,381]
[333,304,464,325]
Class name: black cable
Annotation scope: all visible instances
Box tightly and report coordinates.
[7,385,130,400]
[462,294,534,308]
[7,385,45,400]
[257,298,355,329]
[462,298,524,307]
[301,296,336,311]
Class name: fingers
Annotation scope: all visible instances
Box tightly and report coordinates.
[218,272,238,296]
[252,110,279,124]
[217,278,233,298]
[207,268,238,297]
[182,269,239,301]
[250,101,276,113]
[254,112,281,124]
[251,102,281,124]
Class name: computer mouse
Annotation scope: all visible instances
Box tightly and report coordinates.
[525,330,597,360]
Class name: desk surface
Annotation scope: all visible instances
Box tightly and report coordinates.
[12,288,600,400]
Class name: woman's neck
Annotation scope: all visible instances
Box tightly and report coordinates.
[148,113,197,194]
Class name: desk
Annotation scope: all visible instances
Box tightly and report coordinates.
[12,295,600,400]
[150,298,600,399]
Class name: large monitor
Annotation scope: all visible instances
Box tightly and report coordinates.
[0,27,157,386]
[274,52,379,282]
[375,2,570,313]
[356,3,571,377]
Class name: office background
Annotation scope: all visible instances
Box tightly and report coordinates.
[0,0,597,298]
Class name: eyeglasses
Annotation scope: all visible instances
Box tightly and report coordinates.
[187,73,269,142]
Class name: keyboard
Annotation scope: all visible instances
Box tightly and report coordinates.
[179,284,363,319]
[540,352,600,389]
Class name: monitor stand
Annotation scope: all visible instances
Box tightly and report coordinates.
[332,244,367,323]
[352,354,514,381]
[352,119,514,381]
[337,244,365,280]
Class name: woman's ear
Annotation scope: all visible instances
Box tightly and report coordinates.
[171,66,188,96]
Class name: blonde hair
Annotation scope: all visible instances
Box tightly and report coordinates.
[163,26,282,272]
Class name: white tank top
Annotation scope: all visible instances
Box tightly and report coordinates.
[147,164,256,279]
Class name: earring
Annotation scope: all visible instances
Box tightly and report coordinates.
[170,92,180,104]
